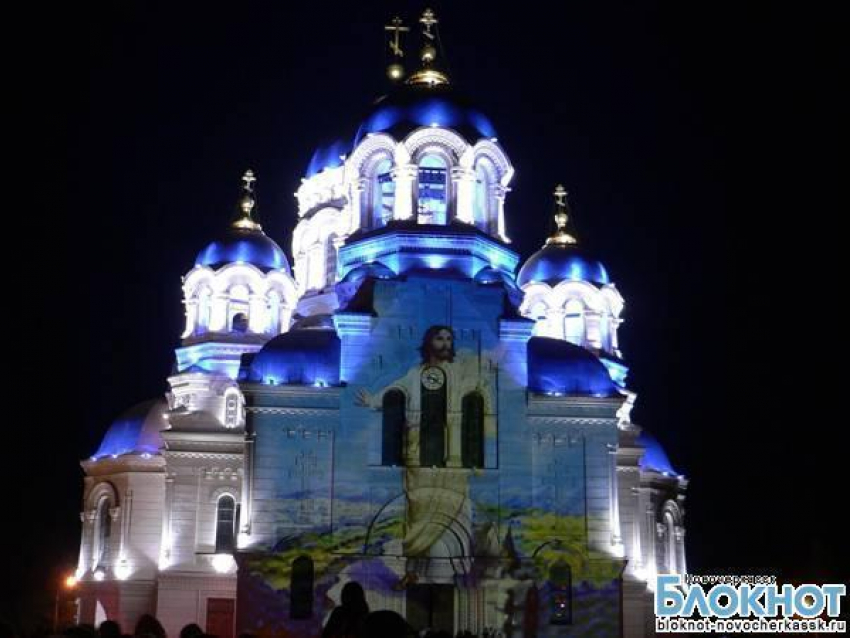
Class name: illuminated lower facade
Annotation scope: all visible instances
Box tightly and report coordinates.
[73,10,687,638]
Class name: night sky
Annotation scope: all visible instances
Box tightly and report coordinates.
[10,1,843,630]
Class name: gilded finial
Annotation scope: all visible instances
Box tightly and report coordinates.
[546,184,577,246]
[385,17,410,81]
[406,8,449,87]
[233,169,263,232]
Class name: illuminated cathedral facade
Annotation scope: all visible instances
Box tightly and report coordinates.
[74,10,687,638]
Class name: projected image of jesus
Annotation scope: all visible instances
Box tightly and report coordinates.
[419,325,455,365]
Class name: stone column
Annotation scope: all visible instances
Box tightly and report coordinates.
[451,166,476,225]
[248,294,266,333]
[493,184,509,240]
[392,164,418,221]
[209,293,229,332]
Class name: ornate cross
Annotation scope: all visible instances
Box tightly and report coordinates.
[420,8,438,40]
[242,169,256,192]
[385,16,409,58]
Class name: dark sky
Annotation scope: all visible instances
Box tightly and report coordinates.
[10,0,844,630]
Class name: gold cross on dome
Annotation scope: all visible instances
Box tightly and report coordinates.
[420,8,438,40]
[385,16,409,58]
[553,184,568,211]
[242,169,256,192]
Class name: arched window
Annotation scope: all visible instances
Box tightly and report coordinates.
[418,155,448,224]
[95,497,112,567]
[563,299,585,345]
[231,312,248,334]
[474,163,491,231]
[372,158,395,228]
[215,495,236,553]
[382,390,405,466]
[461,392,485,468]
[664,511,677,573]
[420,368,447,467]
[290,555,314,619]
[324,235,338,287]
[549,560,572,625]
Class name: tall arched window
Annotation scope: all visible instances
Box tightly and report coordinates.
[215,495,236,553]
[664,511,677,574]
[382,390,405,466]
[461,392,485,468]
[95,497,112,568]
[549,560,572,625]
[290,555,314,619]
[324,234,338,287]
[372,158,395,227]
[231,312,248,334]
[418,155,448,224]
[563,299,585,345]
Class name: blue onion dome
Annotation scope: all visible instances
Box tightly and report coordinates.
[243,320,341,386]
[517,185,610,288]
[637,430,679,476]
[353,83,497,147]
[92,398,168,460]
[195,170,291,274]
[527,337,619,397]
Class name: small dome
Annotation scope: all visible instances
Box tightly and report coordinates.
[517,245,610,288]
[474,266,517,288]
[527,337,618,397]
[244,326,341,386]
[637,430,679,475]
[341,261,396,284]
[354,84,496,147]
[195,227,290,273]
[92,398,168,460]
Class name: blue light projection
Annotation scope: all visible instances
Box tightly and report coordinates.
[196,230,290,273]
[527,337,619,396]
[92,399,165,460]
[517,246,610,287]
[637,430,679,475]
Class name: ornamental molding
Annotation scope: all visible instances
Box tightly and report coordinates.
[246,406,341,417]
[404,127,469,161]
[527,416,618,427]
[163,451,244,461]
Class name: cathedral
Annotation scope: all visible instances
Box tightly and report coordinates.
[74,10,687,638]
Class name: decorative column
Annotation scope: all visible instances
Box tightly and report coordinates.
[248,293,266,333]
[607,443,623,553]
[182,298,198,339]
[451,166,476,224]
[391,164,418,221]
[240,432,255,537]
[351,177,368,232]
[494,184,509,241]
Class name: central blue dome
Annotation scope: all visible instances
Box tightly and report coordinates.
[354,84,496,147]
[196,228,290,273]
[517,245,610,288]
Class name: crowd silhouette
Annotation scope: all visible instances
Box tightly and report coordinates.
[1,581,511,638]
